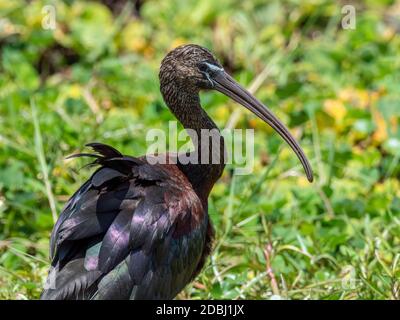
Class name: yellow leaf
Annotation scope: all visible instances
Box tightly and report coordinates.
[171,38,187,50]
[372,109,388,143]
[338,88,382,109]
[68,84,81,99]
[323,99,347,120]
[121,21,148,53]
[215,105,229,121]
[298,176,310,187]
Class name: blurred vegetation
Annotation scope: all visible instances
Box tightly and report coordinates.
[0,0,400,300]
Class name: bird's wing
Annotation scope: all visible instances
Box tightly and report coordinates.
[42,143,208,300]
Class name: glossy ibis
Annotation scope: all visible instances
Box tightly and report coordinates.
[41,44,313,300]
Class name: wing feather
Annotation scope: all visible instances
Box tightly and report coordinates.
[98,204,135,273]
[42,143,208,300]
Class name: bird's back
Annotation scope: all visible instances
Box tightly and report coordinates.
[41,143,213,300]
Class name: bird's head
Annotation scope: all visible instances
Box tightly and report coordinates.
[159,44,222,92]
[159,44,314,182]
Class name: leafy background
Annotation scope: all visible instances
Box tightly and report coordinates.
[0,0,399,299]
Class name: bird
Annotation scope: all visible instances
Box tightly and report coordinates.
[41,44,313,300]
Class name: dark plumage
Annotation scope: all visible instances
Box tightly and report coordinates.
[42,143,212,300]
[42,44,312,300]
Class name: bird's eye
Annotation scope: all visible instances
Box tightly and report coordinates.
[198,62,209,73]
[197,61,223,88]
[198,61,223,77]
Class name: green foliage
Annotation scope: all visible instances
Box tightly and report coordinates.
[0,0,399,300]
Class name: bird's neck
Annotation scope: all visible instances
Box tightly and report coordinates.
[162,89,226,201]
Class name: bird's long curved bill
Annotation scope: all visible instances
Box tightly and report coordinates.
[213,71,314,182]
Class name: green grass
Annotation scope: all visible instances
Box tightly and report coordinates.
[0,0,399,300]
